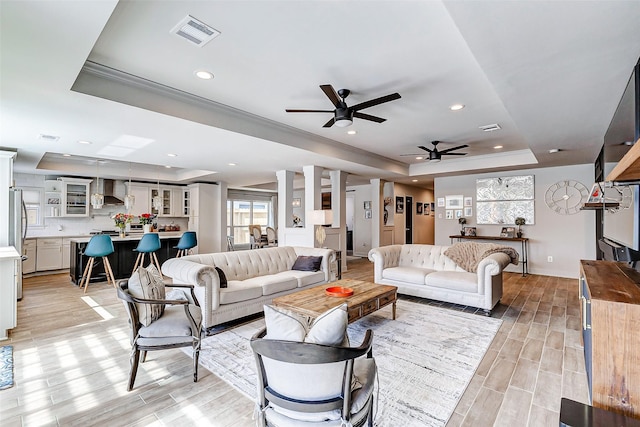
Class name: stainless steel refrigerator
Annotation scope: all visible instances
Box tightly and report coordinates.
[9,188,27,300]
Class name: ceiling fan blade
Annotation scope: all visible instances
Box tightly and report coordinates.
[320,85,341,108]
[353,112,386,123]
[441,152,467,156]
[351,93,401,111]
[322,117,335,128]
[285,109,334,113]
[438,144,469,154]
[417,145,434,153]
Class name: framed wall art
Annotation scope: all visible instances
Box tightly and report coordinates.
[396,196,404,214]
[417,203,423,214]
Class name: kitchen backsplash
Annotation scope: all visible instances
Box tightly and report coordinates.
[15,173,189,237]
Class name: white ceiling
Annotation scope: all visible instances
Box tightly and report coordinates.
[2,1,640,190]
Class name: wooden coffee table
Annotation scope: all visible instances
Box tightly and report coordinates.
[272,279,397,323]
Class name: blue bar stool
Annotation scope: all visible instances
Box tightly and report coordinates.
[132,233,162,274]
[80,234,115,293]
[174,231,197,258]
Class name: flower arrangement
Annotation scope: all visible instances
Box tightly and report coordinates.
[113,213,134,230]
[139,213,156,225]
[458,217,467,235]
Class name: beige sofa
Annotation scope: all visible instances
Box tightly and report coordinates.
[368,244,512,315]
[161,246,335,328]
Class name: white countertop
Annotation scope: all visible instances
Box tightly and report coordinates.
[0,246,21,260]
[68,232,183,243]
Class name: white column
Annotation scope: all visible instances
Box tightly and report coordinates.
[370,178,383,249]
[303,165,323,247]
[276,169,295,245]
[214,181,227,253]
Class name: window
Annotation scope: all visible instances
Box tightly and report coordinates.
[21,187,44,227]
[227,198,272,248]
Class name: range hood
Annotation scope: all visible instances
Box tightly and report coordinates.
[102,179,124,205]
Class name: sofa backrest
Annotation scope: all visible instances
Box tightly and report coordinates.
[180,246,299,281]
[398,244,466,272]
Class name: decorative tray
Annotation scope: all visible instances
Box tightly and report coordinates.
[325,286,354,297]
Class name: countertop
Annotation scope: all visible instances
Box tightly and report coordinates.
[0,246,21,260]
[68,232,183,243]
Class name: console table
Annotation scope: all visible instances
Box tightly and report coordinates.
[449,235,529,276]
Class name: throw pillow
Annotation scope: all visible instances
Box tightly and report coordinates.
[128,264,166,327]
[263,303,348,346]
[215,267,228,288]
[291,255,323,272]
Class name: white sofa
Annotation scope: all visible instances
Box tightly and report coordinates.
[368,244,512,315]
[161,246,335,328]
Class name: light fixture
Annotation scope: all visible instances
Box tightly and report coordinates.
[195,70,214,80]
[62,153,71,157]
[228,162,237,166]
[78,140,92,145]
[124,162,135,211]
[449,104,465,111]
[152,167,163,211]
[548,148,561,154]
[412,179,418,182]
[165,165,172,168]
[310,210,333,247]
[167,153,177,157]
[415,156,424,160]
[334,118,353,128]
[347,130,357,135]
[90,160,104,209]
[494,145,503,149]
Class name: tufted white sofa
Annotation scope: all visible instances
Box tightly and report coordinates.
[161,246,335,328]
[368,244,510,315]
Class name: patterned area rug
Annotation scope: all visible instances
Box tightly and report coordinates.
[189,300,502,426]
[0,345,14,390]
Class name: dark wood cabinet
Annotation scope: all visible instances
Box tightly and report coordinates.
[69,237,180,285]
[579,260,640,418]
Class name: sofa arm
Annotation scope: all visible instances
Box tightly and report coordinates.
[368,245,402,283]
[161,258,221,311]
[476,252,511,287]
[292,247,335,282]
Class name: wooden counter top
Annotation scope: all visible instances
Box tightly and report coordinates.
[580,260,640,304]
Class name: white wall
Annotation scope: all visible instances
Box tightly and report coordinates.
[434,164,596,278]
[349,184,373,257]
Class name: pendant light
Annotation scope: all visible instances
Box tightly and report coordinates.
[90,159,104,209]
[124,162,135,210]
[152,166,163,211]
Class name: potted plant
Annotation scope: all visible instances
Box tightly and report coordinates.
[139,213,156,233]
[458,217,467,235]
[113,213,134,238]
[515,217,526,238]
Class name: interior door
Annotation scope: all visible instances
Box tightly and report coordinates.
[405,196,413,244]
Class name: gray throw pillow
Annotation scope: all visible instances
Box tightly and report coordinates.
[128,264,166,327]
[292,255,323,272]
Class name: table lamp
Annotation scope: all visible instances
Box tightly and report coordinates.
[310,209,333,247]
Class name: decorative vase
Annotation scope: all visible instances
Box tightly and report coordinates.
[119,228,126,238]
[143,224,152,234]
[517,231,523,238]
[461,229,465,236]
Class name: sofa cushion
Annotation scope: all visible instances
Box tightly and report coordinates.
[286,270,326,287]
[249,273,298,296]
[219,281,264,304]
[292,255,323,272]
[425,271,479,293]
[382,266,435,284]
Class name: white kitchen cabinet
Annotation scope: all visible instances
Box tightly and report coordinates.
[60,178,91,217]
[62,237,72,269]
[151,187,173,217]
[44,180,62,217]
[23,239,36,274]
[0,247,20,340]
[36,238,62,271]
[125,183,150,216]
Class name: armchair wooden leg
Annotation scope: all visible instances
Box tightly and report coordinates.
[128,348,140,391]
[141,350,147,363]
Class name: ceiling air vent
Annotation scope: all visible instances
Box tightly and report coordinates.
[38,134,60,142]
[170,15,220,47]
[479,123,502,132]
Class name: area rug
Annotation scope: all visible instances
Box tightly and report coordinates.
[0,345,14,390]
[189,301,502,426]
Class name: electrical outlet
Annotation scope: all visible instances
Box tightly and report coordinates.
[547,256,553,263]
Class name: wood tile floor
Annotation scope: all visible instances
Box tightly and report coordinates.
[0,259,588,426]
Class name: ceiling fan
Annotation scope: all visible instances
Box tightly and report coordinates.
[402,141,469,163]
[286,84,401,128]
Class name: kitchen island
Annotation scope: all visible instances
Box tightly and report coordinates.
[69,233,182,286]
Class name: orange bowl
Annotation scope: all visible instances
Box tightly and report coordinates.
[325,286,354,297]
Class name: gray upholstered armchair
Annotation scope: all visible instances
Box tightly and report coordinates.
[250,328,377,427]
[116,280,202,391]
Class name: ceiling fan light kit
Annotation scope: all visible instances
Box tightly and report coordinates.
[286,84,400,128]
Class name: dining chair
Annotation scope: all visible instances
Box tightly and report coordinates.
[266,226,277,247]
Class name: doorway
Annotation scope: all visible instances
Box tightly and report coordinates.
[405,196,413,244]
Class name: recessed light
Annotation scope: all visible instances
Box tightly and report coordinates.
[412,179,418,182]
[167,153,177,157]
[165,165,172,168]
[347,130,357,135]
[228,163,236,166]
[62,153,71,157]
[548,148,561,154]
[449,104,465,111]
[622,141,634,146]
[195,70,214,80]
[415,156,424,160]
[494,145,503,149]
[78,140,92,145]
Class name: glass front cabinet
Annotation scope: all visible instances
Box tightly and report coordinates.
[60,178,91,217]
